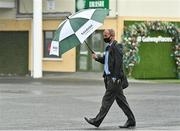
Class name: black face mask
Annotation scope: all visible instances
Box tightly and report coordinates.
[104,36,111,43]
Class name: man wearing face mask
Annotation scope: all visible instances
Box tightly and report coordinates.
[84,29,136,128]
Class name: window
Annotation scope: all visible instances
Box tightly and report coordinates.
[43,31,61,58]
[77,30,104,71]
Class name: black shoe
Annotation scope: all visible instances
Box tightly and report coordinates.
[119,120,136,128]
[84,117,99,127]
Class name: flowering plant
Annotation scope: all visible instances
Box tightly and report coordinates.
[122,21,180,78]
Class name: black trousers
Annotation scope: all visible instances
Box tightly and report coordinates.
[93,76,135,126]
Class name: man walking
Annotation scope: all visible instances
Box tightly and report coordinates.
[84,29,136,128]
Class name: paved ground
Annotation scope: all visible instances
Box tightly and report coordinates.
[0,72,180,130]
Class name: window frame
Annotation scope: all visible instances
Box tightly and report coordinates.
[43,30,62,60]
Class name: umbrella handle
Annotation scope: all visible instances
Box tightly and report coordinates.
[84,41,95,54]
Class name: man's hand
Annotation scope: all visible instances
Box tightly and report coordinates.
[92,53,97,60]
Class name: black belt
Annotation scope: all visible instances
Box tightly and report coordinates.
[104,75,121,83]
[104,74,111,78]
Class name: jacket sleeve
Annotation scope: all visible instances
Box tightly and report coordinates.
[95,55,105,64]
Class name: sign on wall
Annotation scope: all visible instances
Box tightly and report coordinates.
[123,21,178,79]
[76,0,109,12]
[47,0,55,10]
[137,36,173,43]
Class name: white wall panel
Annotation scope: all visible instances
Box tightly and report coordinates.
[118,0,180,17]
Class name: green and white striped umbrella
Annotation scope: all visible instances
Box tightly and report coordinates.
[49,8,109,56]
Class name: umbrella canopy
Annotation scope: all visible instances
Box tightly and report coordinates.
[49,8,109,56]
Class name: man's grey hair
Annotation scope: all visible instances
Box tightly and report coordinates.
[107,29,115,37]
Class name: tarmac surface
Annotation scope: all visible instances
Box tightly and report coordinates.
[0,72,180,130]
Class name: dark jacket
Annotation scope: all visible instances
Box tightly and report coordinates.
[95,40,124,79]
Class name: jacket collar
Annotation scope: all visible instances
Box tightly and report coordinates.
[108,40,117,47]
